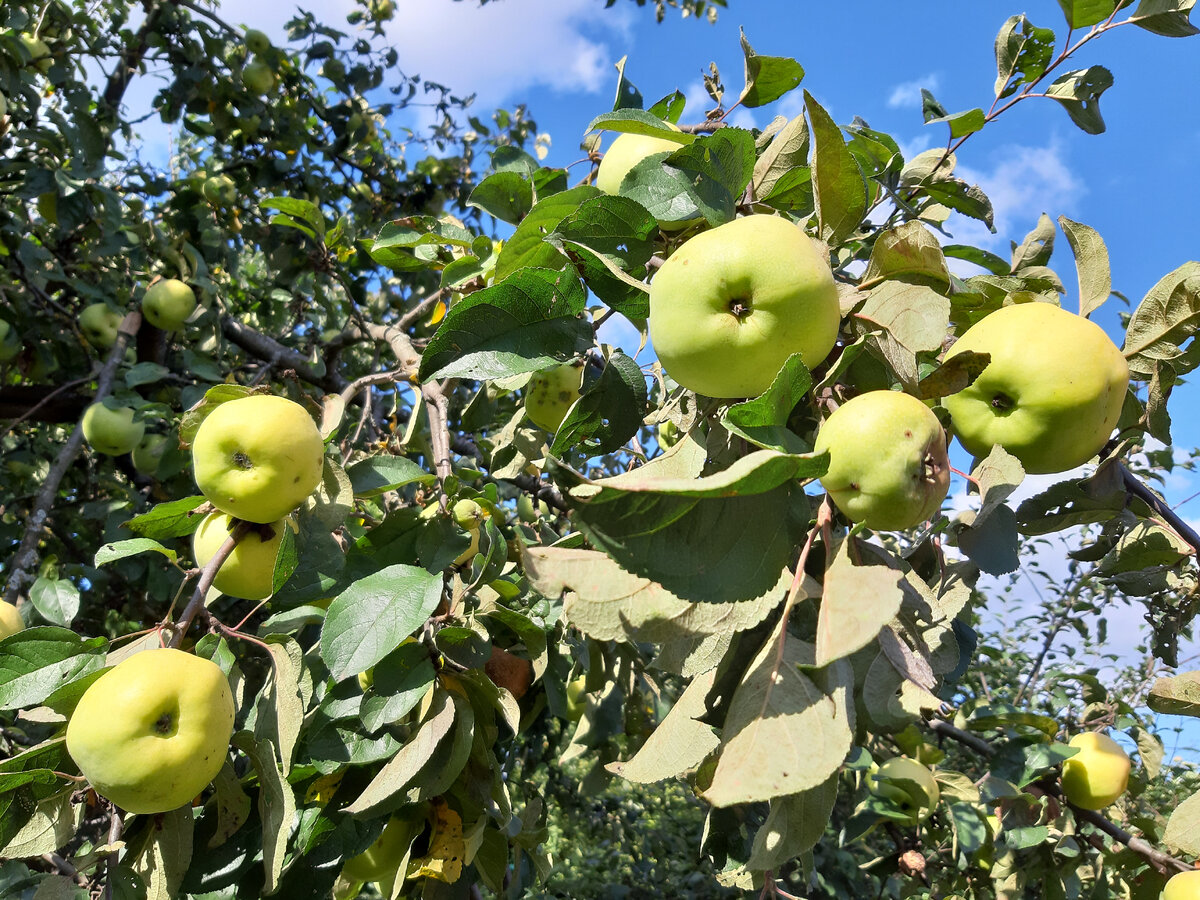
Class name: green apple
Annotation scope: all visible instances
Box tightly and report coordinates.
[0,603,25,639]
[596,124,695,230]
[131,433,171,476]
[82,401,145,456]
[656,420,680,449]
[79,303,123,349]
[142,279,197,332]
[244,28,271,55]
[943,303,1128,474]
[19,33,52,74]
[565,675,587,722]
[342,815,409,887]
[369,0,396,21]
[815,390,950,530]
[1060,731,1130,810]
[525,363,584,432]
[65,647,235,814]
[0,318,20,362]
[192,511,287,601]
[451,499,484,567]
[191,394,325,523]
[0,89,7,119]
[202,174,237,208]
[1163,870,1200,900]
[242,60,277,95]
[648,214,841,398]
[868,756,941,823]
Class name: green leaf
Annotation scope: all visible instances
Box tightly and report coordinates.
[434,624,492,669]
[1045,66,1114,134]
[1057,0,1117,27]
[123,496,206,540]
[943,244,1010,276]
[746,774,839,870]
[0,627,107,711]
[815,541,904,667]
[607,668,719,783]
[863,221,951,288]
[1164,788,1200,856]
[1122,262,1200,378]
[1058,216,1112,317]
[93,538,177,568]
[346,455,434,498]
[752,114,810,202]
[994,15,1057,99]
[738,29,805,108]
[28,578,80,628]
[550,351,648,456]
[360,641,436,732]
[261,197,325,237]
[856,282,952,354]
[805,91,867,245]
[258,635,306,774]
[956,503,1021,575]
[924,107,987,139]
[705,637,853,806]
[721,354,813,453]
[0,788,83,859]
[231,733,293,895]
[467,172,533,225]
[567,451,823,604]
[586,109,696,143]
[661,128,757,226]
[611,55,643,111]
[319,564,443,681]
[418,267,591,382]
[1147,670,1200,717]
[345,688,457,815]
[131,806,193,900]
[647,89,686,123]
[494,185,603,280]
[1128,0,1199,36]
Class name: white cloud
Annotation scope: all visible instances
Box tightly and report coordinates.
[887,74,940,110]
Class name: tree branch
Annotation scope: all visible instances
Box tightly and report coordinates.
[167,523,247,649]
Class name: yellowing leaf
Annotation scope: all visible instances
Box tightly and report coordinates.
[407,800,464,884]
[429,300,447,325]
[304,771,345,805]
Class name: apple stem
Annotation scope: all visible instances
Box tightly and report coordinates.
[949,465,980,488]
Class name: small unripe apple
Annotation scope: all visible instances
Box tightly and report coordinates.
[815,390,950,530]
[79,303,123,349]
[142,279,197,331]
[202,174,237,208]
[1163,870,1200,900]
[192,512,287,601]
[242,60,277,95]
[131,433,171,476]
[1060,732,1130,810]
[82,402,145,456]
[244,28,271,55]
[0,603,25,640]
[868,757,941,823]
[19,33,52,74]
[525,363,584,432]
[451,499,484,567]
[0,319,20,362]
[342,815,408,885]
[369,0,396,21]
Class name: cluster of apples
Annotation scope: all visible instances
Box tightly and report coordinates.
[576,129,1131,532]
[64,394,325,814]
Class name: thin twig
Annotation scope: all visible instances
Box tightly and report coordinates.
[102,807,122,900]
[167,524,247,649]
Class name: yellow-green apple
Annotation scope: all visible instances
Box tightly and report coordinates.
[244,28,271,55]
[0,319,20,361]
[648,214,840,398]
[1060,731,1130,810]
[369,0,396,21]
[82,401,145,456]
[0,603,25,639]
[452,498,484,566]
[242,60,277,95]
[815,390,950,530]
[596,123,695,230]
[192,511,287,601]
[202,174,237,208]
[142,279,197,332]
[943,303,1128,474]
[1163,870,1200,900]
[0,89,7,119]
[525,363,584,432]
[131,433,171,476]
[868,756,941,823]
[79,303,123,349]
[191,394,325,523]
[65,647,235,814]
[342,815,409,889]
[19,33,52,73]
[565,675,587,722]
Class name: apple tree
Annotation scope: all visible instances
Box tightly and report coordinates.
[1,0,1199,898]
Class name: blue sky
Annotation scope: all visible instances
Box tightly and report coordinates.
[208,0,1199,754]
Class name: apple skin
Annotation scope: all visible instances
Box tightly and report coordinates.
[19,34,52,74]
[943,303,1128,474]
[0,90,7,119]
[191,394,325,523]
[343,815,409,885]
[192,512,287,601]
[202,174,237,208]
[648,215,841,399]
[0,318,20,361]
[525,363,584,432]
[815,390,950,530]
[596,125,696,230]
[65,647,236,814]
[142,279,197,332]
[244,28,271,55]
[82,402,145,456]
[242,60,277,95]
[1163,870,1200,900]
[131,433,170,476]
[0,603,25,640]
[79,303,123,349]
[1060,731,1130,810]
[868,756,941,823]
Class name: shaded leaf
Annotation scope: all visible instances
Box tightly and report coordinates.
[738,29,805,108]
[805,91,867,244]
